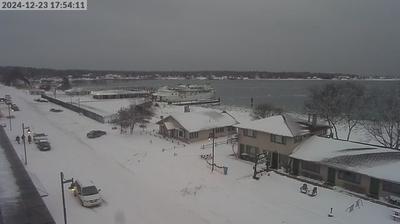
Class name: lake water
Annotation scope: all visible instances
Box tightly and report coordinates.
[72,79,400,113]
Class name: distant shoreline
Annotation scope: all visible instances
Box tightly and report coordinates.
[70,77,400,82]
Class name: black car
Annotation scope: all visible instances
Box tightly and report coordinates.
[86,130,106,138]
[37,141,51,151]
[50,108,63,112]
[11,104,19,111]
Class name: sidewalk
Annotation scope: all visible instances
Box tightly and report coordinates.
[0,127,55,224]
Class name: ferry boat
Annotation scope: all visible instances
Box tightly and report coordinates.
[153,84,216,103]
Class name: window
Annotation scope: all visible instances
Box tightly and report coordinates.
[338,170,361,184]
[227,126,235,132]
[189,132,198,139]
[215,127,225,133]
[245,145,252,154]
[294,136,302,143]
[179,130,183,137]
[244,145,259,157]
[82,186,99,196]
[243,129,256,138]
[382,181,400,194]
[239,144,245,154]
[301,171,323,181]
[301,161,320,173]
[271,134,286,144]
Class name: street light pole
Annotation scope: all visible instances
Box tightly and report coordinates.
[21,123,31,165]
[22,123,27,165]
[8,104,12,131]
[212,128,215,172]
[60,172,74,224]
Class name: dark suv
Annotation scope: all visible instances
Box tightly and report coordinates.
[86,130,106,138]
[37,140,51,151]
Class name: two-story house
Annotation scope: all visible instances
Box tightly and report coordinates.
[234,114,329,170]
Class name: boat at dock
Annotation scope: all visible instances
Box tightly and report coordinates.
[152,84,216,103]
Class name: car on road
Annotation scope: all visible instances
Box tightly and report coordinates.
[11,104,19,111]
[86,130,106,138]
[71,180,102,207]
[34,98,48,102]
[37,140,51,151]
[50,108,63,112]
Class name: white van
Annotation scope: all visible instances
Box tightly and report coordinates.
[72,180,102,207]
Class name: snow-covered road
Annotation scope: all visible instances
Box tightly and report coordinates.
[0,85,395,224]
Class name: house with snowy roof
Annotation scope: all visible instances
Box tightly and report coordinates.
[290,136,400,200]
[235,113,400,200]
[234,114,329,167]
[157,110,238,142]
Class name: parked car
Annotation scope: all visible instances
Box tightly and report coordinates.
[11,104,19,111]
[33,133,48,144]
[50,108,63,112]
[37,140,51,151]
[86,130,106,138]
[0,97,6,102]
[71,180,102,207]
[34,98,48,102]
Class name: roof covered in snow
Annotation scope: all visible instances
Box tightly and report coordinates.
[234,114,328,137]
[158,110,238,132]
[291,136,400,183]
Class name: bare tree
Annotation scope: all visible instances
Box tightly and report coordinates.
[338,83,366,140]
[112,102,154,134]
[363,88,400,149]
[305,83,343,139]
[252,103,283,119]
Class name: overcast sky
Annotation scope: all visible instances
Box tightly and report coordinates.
[1,0,399,75]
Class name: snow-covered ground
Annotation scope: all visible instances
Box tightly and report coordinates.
[51,93,144,117]
[0,85,396,224]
